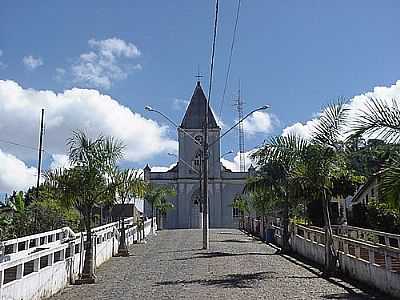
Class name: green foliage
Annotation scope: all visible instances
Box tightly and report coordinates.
[350,201,400,234]
[144,184,176,216]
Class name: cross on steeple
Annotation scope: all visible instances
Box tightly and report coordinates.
[195,65,203,82]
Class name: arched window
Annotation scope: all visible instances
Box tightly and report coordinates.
[192,149,203,170]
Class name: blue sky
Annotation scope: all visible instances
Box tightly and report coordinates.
[0,1,400,194]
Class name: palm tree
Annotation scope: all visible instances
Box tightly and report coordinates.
[111,168,146,256]
[303,102,362,274]
[144,185,175,230]
[46,131,124,283]
[251,135,308,253]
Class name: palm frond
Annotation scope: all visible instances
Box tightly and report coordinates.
[352,97,400,144]
[312,100,349,148]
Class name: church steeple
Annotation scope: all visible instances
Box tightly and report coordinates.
[180,81,219,129]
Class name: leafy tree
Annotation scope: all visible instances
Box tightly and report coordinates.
[231,195,249,229]
[144,185,176,230]
[111,168,146,256]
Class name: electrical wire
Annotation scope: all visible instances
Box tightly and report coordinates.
[0,138,50,155]
[218,0,242,121]
[207,0,219,106]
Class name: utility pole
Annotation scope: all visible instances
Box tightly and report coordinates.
[233,82,246,172]
[36,108,45,199]
[202,97,209,249]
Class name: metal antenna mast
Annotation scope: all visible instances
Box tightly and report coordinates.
[233,82,245,172]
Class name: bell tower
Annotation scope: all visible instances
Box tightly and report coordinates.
[178,81,221,179]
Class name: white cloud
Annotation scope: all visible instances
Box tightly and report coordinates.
[0,80,177,165]
[71,37,141,89]
[0,148,37,193]
[23,55,43,70]
[281,80,400,140]
[281,119,318,140]
[50,154,70,169]
[242,111,275,135]
[221,149,257,172]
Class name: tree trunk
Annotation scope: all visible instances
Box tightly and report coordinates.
[151,202,154,231]
[80,216,96,283]
[118,216,129,256]
[281,195,290,253]
[322,192,337,275]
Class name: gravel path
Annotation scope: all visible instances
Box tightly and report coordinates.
[51,229,392,300]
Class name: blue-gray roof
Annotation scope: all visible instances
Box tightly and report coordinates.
[180,81,219,129]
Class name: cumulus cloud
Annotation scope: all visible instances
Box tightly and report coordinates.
[0,148,37,193]
[221,149,257,172]
[0,80,177,164]
[50,154,70,169]
[281,80,400,140]
[242,111,276,135]
[281,119,318,140]
[23,55,43,70]
[71,37,141,89]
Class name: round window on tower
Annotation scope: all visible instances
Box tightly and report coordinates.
[195,135,203,145]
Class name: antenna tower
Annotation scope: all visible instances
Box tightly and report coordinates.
[233,82,245,172]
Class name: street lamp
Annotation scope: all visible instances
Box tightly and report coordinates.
[202,104,270,249]
[145,106,202,146]
[145,104,270,249]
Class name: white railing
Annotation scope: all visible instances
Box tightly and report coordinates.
[244,216,400,298]
[331,225,400,249]
[0,217,156,300]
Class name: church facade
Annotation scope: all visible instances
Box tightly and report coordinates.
[144,82,248,229]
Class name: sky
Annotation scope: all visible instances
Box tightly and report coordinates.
[0,1,400,194]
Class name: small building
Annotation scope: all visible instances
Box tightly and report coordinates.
[144,81,248,229]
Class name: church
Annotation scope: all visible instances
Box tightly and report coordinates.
[144,81,249,229]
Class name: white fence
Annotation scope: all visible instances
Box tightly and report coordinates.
[243,217,400,298]
[0,217,156,300]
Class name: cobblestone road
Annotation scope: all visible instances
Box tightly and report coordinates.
[52,229,392,300]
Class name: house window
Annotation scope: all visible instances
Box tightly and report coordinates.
[233,207,241,218]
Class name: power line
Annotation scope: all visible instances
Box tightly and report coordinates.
[0,139,50,155]
[207,0,219,105]
[218,0,242,121]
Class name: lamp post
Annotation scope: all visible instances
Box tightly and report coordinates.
[145,104,270,249]
[202,105,270,249]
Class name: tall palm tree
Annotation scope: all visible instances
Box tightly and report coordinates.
[251,135,308,253]
[46,131,124,283]
[305,101,362,274]
[112,168,146,256]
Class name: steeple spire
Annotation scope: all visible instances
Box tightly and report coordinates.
[180,82,219,129]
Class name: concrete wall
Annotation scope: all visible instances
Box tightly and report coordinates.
[0,218,156,300]
[290,225,400,298]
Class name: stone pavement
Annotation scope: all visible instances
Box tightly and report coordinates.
[52,229,393,300]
